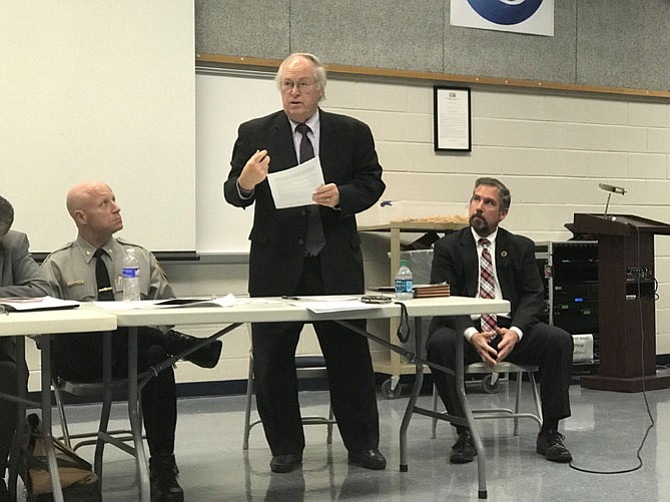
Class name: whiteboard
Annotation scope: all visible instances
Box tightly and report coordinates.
[195,68,281,255]
[0,2,195,253]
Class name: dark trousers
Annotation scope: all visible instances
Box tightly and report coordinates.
[426,321,573,429]
[0,338,27,478]
[252,257,380,456]
[52,327,177,457]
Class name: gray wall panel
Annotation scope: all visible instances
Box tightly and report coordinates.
[195,0,670,92]
[195,0,290,58]
[289,0,444,72]
[577,0,670,90]
[443,0,577,83]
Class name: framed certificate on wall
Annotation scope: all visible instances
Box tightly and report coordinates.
[433,86,471,151]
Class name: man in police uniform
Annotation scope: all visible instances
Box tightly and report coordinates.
[0,195,50,502]
[41,181,222,502]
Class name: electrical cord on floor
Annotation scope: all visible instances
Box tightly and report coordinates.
[568,391,654,474]
[568,224,655,475]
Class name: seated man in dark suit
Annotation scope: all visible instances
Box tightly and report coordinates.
[0,195,50,502]
[427,177,574,464]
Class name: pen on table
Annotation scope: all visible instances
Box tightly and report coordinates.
[282,295,301,300]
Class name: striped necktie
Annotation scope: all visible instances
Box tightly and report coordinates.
[296,123,325,257]
[479,238,497,333]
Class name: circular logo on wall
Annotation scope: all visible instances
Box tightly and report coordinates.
[466,0,544,25]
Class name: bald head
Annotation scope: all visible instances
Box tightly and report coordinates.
[66,182,123,247]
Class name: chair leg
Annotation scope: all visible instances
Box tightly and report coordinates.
[431,385,439,439]
[242,354,254,450]
[52,380,72,449]
[513,372,522,436]
[93,381,114,480]
[529,372,543,427]
[326,404,334,445]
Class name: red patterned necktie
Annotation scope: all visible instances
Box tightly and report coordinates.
[479,238,497,333]
[296,123,325,257]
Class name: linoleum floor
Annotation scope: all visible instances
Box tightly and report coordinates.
[19,380,670,502]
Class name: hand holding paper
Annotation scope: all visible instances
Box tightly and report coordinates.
[267,156,325,209]
[313,183,340,208]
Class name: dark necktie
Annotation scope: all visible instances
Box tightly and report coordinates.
[94,248,115,301]
[478,238,497,333]
[296,123,325,257]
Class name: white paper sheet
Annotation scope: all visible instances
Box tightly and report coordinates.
[0,295,80,312]
[93,294,236,311]
[267,156,325,208]
[287,297,383,314]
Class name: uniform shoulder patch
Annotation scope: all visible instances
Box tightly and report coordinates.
[116,237,146,250]
[43,242,75,259]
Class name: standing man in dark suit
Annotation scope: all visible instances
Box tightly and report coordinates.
[224,52,386,473]
[427,177,573,464]
[0,195,50,502]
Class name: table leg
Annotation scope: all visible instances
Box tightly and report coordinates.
[39,335,65,502]
[93,331,114,478]
[454,328,487,499]
[7,336,27,502]
[128,327,150,502]
[399,317,425,472]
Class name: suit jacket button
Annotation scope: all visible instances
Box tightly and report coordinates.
[298,238,304,245]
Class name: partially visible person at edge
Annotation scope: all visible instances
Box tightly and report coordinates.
[427,177,573,465]
[41,181,222,502]
[224,52,387,474]
[0,194,50,502]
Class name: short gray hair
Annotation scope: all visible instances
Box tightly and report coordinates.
[275,52,327,102]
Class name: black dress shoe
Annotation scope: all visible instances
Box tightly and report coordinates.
[536,429,572,463]
[166,330,222,369]
[450,430,476,464]
[348,449,387,470]
[150,454,184,502]
[270,453,303,473]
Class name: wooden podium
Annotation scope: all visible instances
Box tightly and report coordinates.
[573,213,670,392]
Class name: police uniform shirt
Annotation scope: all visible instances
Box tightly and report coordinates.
[41,235,174,302]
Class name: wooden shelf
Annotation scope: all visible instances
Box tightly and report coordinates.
[360,221,467,387]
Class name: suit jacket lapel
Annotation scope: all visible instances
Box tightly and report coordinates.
[269,112,298,171]
[317,109,338,179]
[495,229,511,296]
[459,230,479,297]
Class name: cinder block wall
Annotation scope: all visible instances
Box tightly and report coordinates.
[26,77,670,390]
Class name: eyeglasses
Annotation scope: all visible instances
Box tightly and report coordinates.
[281,79,316,92]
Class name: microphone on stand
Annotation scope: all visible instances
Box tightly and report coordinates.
[598,183,627,195]
[598,183,627,218]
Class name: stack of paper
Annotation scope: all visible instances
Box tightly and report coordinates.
[0,296,80,312]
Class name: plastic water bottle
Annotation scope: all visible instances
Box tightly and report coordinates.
[394,259,414,301]
[122,248,141,302]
